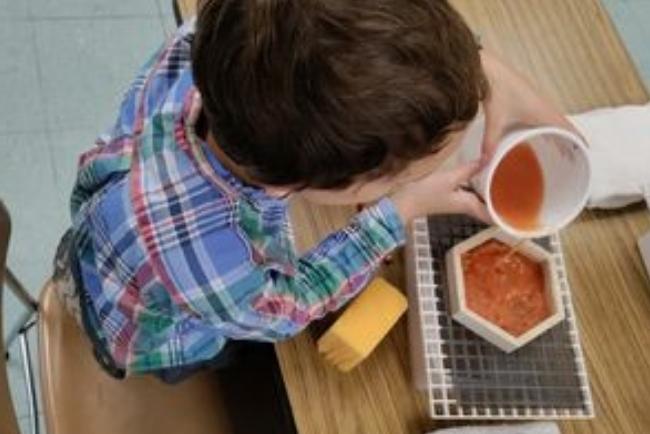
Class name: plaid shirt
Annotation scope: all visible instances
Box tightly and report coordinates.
[70,21,405,374]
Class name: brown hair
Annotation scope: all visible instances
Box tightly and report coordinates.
[192,0,487,189]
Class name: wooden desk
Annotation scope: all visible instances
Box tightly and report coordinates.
[279,2,650,433]
[175,0,197,22]
[177,1,650,432]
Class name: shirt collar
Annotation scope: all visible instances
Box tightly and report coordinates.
[180,88,288,210]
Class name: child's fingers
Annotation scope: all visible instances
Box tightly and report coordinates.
[481,110,508,160]
[450,190,492,223]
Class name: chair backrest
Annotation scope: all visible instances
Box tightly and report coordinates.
[39,280,234,434]
[0,201,21,434]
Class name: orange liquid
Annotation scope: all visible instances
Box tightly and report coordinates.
[490,143,544,231]
[462,240,550,337]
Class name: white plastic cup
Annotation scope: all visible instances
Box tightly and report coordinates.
[459,116,591,238]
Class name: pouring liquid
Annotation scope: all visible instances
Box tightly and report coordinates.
[490,143,544,231]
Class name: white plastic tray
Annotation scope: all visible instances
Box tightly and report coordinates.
[406,215,594,420]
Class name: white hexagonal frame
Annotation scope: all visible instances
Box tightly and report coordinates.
[445,226,565,353]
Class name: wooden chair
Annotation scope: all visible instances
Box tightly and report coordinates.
[1,201,21,434]
[1,200,235,434]
[1,201,39,434]
[38,281,235,434]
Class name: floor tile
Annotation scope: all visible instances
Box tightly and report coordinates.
[28,0,157,18]
[0,22,47,134]
[156,0,180,37]
[0,0,29,20]
[33,17,165,132]
[0,133,66,294]
[49,129,100,202]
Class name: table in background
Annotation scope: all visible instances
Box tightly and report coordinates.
[178,1,650,433]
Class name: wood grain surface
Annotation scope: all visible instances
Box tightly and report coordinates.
[178,1,650,432]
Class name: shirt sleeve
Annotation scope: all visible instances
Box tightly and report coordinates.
[253,197,406,333]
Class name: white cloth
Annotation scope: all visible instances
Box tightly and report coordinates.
[568,104,650,209]
[428,422,560,434]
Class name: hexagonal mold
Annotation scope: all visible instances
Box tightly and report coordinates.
[445,226,565,352]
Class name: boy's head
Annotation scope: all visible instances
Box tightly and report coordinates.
[193,0,487,204]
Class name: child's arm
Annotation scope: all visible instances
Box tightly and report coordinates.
[252,198,404,332]
[479,48,578,158]
[252,161,488,335]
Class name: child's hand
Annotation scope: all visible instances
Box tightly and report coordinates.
[390,160,491,223]
[480,49,579,159]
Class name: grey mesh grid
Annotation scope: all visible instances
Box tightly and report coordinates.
[406,215,594,420]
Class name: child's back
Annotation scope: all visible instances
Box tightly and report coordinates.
[55,0,487,380]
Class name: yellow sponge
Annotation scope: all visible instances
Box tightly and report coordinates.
[317,278,408,372]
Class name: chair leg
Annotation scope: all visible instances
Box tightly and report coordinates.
[5,309,35,354]
[19,324,40,434]
[4,267,38,351]
[5,268,38,309]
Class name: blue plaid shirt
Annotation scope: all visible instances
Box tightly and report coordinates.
[70,21,405,373]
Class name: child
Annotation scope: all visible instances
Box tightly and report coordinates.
[52,0,569,382]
